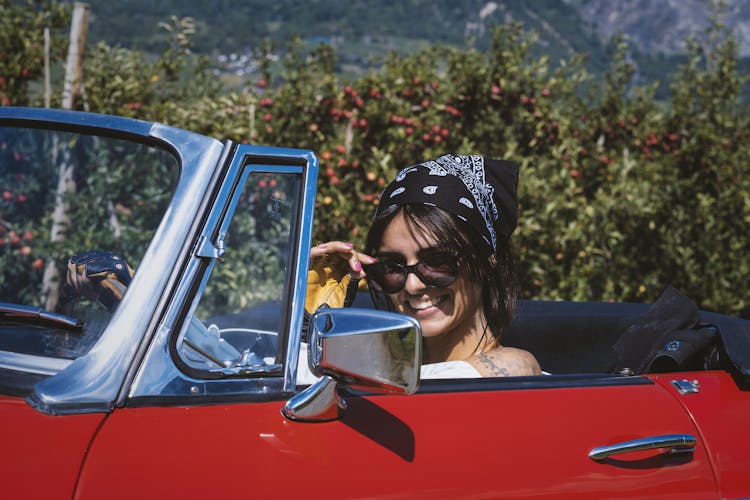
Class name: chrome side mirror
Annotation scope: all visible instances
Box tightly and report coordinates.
[282,308,421,422]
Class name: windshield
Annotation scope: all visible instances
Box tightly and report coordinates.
[0,126,178,364]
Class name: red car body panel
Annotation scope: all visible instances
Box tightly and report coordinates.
[75,381,717,499]
[652,371,750,499]
[0,394,105,500]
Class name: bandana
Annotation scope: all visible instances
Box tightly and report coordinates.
[374,154,519,253]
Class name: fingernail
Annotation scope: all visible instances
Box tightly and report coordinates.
[353,261,362,272]
[343,242,354,248]
[318,244,328,249]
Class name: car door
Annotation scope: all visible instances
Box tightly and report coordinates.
[75,144,719,499]
[76,381,718,499]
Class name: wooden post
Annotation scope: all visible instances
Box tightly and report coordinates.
[61,2,89,110]
[43,2,90,311]
[44,28,51,108]
[249,102,257,142]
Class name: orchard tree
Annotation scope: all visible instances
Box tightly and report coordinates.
[0,0,70,106]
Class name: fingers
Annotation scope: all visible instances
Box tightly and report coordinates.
[65,252,133,310]
[66,260,85,292]
[311,241,376,279]
[66,259,98,301]
[310,241,352,258]
[66,262,78,291]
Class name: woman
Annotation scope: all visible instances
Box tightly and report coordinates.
[309,154,541,377]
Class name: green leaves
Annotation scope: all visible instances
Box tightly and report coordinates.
[0,0,70,106]
[3,2,749,317]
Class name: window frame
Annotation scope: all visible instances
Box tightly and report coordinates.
[126,145,318,407]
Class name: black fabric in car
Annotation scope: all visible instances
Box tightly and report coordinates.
[613,285,718,374]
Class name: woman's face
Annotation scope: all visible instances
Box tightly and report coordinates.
[376,211,483,340]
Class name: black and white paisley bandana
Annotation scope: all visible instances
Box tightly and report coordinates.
[375,154,519,253]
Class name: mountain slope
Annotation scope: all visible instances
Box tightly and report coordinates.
[78,0,747,97]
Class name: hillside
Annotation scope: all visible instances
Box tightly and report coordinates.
[78,0,749,97]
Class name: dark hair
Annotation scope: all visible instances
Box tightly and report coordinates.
[365,204,518,342]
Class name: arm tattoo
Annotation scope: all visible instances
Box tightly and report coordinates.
[475,353,511,377]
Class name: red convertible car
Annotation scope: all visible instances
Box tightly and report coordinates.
[1,107,749,499]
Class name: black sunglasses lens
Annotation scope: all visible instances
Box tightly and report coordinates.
[366,262,405,294]
[367,253,459,293]
[417,254,458,287]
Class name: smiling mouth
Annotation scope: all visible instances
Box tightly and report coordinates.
[406,294,448,311]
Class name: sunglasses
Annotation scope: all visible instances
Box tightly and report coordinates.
[365,251,460,294]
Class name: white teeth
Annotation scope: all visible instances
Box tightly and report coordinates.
[407,295,445,310]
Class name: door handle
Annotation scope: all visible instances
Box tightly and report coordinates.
[589,434,696,461]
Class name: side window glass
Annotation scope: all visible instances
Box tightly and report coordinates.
[178,170,299,376]
[0,126,178,361]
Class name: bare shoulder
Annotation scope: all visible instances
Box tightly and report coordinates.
[466,347,542,377]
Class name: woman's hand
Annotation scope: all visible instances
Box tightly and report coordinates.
[310,241,376,280]
[66,250,134,311]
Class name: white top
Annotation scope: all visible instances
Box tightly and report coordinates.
[296,342,319,385]
[420,360,481,379]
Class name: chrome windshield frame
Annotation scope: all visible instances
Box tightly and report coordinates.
[0,107,225,415]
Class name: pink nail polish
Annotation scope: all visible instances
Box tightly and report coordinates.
[354,261,362,272]
[318,244,328,249]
